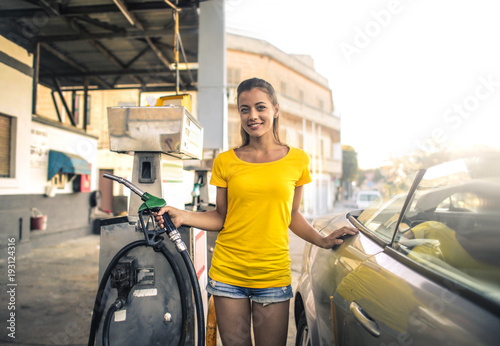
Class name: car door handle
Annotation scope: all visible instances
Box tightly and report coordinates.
[349,301,380,337]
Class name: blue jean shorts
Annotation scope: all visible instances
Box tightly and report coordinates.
[206,276,293,305]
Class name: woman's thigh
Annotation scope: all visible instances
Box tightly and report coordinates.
[214,296,252,346]
[252,300,290,346]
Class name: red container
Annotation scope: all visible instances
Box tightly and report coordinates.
[31,209,47,231]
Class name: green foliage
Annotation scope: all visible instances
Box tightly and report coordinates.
[356,168,384,187]
[342,146,358,182]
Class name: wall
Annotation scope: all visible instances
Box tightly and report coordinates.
[29,120,98,194]
[0,117,98,258]
[0,192,94,259]
[0,36,99,257]
[0,35,33,192]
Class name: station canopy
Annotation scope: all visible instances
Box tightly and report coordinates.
[0,0,205,92]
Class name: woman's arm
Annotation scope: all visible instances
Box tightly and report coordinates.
[155,187,228,232]
[289,186,358,248]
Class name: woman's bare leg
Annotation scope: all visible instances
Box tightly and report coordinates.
[214,296,252,346]
[252,301,290,346]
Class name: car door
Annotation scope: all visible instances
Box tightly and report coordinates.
[315,210,409,345]
[331,237,499,345]
[307,211,386,345]
[326,164,500,345]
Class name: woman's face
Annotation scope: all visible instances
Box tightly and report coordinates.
[238,88,279,140]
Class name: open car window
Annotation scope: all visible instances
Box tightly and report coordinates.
[356,171,418,243]
[392,158,500,304]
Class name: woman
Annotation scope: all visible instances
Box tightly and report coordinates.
[156,77,357,345]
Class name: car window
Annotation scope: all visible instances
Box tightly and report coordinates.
[392,159,500,304]
[436,192,479,212]
[356,172,417,243]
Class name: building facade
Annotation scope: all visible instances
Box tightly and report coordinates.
[92,34,343,216]
[0,36,98,258]
[226,34,342,215]
[0,31,341,257]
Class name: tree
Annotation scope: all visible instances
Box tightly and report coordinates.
[341,145,358,182]
[357,168,384,188]
[341,145,358,199]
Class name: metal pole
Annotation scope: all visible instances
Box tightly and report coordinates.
[198,0,228,150]
[174,9,180,94]
[163,0,180,11]
[83,76,89,131]
[71,90,77,123]
[53,77,76,126]
[31,42,40,115]
[51,91,62,122]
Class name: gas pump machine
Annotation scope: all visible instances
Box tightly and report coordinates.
[88,106,207,346]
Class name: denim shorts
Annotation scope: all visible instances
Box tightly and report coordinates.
[206,276,293,305]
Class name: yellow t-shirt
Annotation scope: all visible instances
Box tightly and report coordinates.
[209,147,312,288]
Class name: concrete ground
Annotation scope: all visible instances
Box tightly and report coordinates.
[0,235,99,346]
[0,202,350,346]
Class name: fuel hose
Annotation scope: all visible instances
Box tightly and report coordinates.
[88,240,146,346]
[87,240,189,346]
[157,241,190,345]
[162,214,205,346]
[180,249,205,346]
[102,299,123,346]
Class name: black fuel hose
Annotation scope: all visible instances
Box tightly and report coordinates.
[102,299,123,346]
[88,240,188,346]
[157,242,190,345]
[88,240,146,346]
[180,249,205,346]
[161,214,205,346]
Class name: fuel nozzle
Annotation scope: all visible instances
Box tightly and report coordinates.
[103,173,166,212]
[103,173,186,252]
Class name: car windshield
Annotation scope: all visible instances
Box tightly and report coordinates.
[356,171,418,243]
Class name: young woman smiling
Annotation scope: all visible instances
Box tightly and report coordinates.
[156,78,357,345]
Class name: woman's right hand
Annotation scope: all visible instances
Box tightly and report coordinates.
[154,206,185,229]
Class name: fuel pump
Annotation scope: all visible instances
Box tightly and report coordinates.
[88,106,206,346]
[183,149,219,271]
[88,174,204,346]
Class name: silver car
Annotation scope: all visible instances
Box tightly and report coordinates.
[295,156,500,345]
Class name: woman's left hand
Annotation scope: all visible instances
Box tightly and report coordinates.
[319,226,358,249]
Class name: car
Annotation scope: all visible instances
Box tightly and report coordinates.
[355,190,381,209]
[294,155,500,345]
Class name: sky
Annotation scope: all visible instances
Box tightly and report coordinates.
[225,0,500,169]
